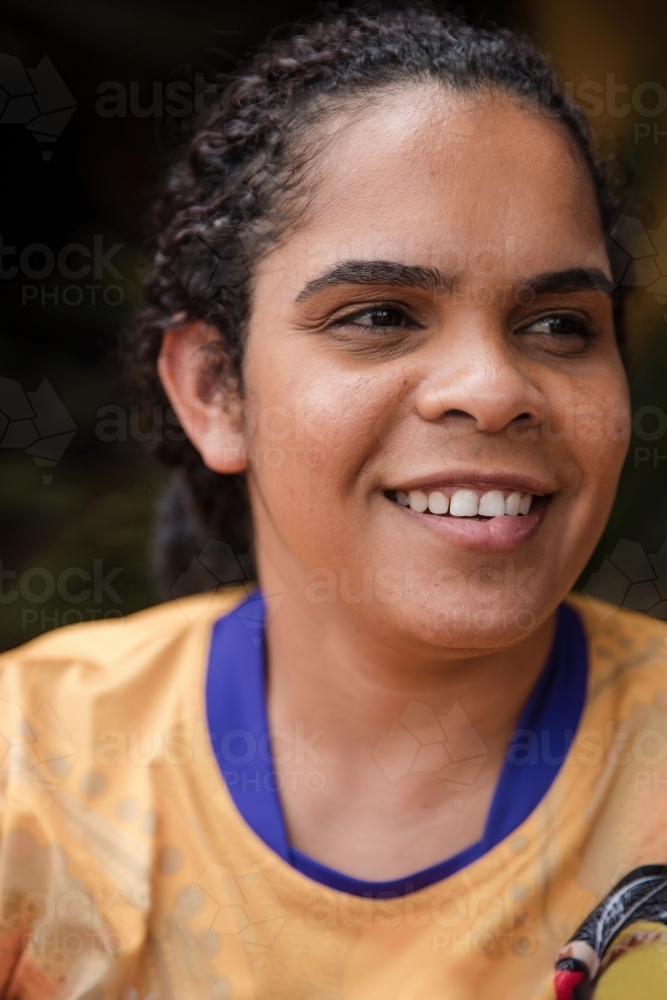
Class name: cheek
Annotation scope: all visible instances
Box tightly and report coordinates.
[574,383,630,479]
[544,369,630,495]
[244,348,392,513]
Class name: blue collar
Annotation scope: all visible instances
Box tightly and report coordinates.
[206,594,587,897]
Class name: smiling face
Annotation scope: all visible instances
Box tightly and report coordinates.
[200,85,630,653]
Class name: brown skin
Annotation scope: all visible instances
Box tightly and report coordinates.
[159,87,630,879]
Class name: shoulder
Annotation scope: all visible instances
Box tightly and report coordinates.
[0,587,248,716]
[567,591,667,660]
[566,591,667,701]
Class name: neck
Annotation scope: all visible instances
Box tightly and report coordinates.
[265,587,555,753]
[261,561,556,880]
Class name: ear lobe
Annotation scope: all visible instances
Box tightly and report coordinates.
[157,323,248,474]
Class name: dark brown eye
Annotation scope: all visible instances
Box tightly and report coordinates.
[352,307,406,327]
[524,314,593,338]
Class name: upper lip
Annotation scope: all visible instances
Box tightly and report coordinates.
[387,470,556,496]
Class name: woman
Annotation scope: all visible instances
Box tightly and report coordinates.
[1,5,666,998]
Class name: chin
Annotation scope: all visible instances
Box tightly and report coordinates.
[391,594,548,651]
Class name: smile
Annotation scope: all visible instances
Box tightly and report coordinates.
[395,487,533,518]
[395,487,533,517]
[386,479,553,550]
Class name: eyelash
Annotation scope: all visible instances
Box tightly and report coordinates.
[331,304,420,330]
[518,312,599,341]
[328,305,600,348]
[331,302,600,364]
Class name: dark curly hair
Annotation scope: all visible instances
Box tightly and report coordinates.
[132,2,627,595]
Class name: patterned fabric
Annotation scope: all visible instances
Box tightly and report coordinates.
[555,868,667,998]
[0,589,666,998]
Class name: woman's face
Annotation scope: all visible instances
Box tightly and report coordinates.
[240,86,630,651]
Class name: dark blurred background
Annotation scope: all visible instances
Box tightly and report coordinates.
[1,0,667,650]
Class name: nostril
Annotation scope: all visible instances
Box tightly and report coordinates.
[513,412,533,422]
[444,408,472,418]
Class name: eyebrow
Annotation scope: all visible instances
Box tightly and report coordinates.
[516,267,613,298]
[295,260,614,302]
[296,260,456,299]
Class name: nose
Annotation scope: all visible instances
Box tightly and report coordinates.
[414,342,546,434]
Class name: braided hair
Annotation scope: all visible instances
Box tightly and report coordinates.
[132,2,626,593]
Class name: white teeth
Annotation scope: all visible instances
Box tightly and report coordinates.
[399,487,536,517]
[449,489,479,517]
[477,490,505,517]
[505,492,522,516]
[408,490,428,513]
[519,493,532,515]
[427,491,449,514]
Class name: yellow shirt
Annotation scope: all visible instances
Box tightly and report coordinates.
[0,590,666,999]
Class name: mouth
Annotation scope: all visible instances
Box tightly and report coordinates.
[386,479,553,549]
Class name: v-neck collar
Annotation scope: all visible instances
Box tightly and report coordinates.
[205,594,587,897]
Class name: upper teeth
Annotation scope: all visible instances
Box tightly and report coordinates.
[396,489,533,517]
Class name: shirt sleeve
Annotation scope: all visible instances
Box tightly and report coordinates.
[0,649,144,998]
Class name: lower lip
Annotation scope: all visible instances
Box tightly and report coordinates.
[392,500,546,550]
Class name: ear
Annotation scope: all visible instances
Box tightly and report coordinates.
[158,322,247,474]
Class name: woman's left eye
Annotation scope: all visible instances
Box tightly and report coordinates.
[522,314,594,339]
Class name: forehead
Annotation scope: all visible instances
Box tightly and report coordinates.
[280,85,604,284]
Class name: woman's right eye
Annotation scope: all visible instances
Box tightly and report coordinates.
[337,306,410,328]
